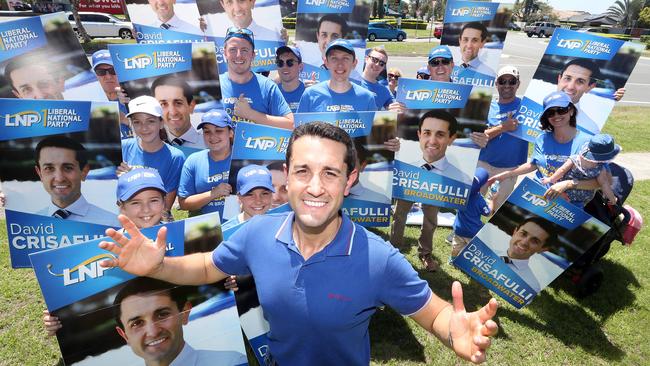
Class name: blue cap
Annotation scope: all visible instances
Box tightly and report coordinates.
[91,49,113,70]
[428,45,453,62]
[582,134,621,162]
[224,27,255,47]
[117,168,166,201]
[472,167,489,194]
[542,91,573,114]
[197,109,232,130]
[417,66,430,76]
[276,45,302,62]
[325,39,355,58]
[237,165,275,195]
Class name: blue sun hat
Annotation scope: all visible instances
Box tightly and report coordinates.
[581,134,621,162]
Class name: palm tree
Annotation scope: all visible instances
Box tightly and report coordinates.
[606,0,633,27]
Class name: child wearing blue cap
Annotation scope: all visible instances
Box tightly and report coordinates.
[221,164,275,231]
[178,109,234,218]
[450,167,491,261]
[542,133,621,206]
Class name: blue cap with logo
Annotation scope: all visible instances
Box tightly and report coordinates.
[224,27,255,47]
[428,45,453,62]
[117,168,166,201]
[91,49,113,70]
[276,45,302,62]
[237,165,275,195]
[325,39,355,58]
[197,109,232,130]
[416,66,430,76]
[542,91,572,113]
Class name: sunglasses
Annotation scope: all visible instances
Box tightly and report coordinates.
[95,67,116,76]
[497,78,518,86]
[276,59,298,68]
[367,55,386,67]
[226,27,255,42]
[387,73,400,80]
[428,58,451,67]
[545,106,570,117]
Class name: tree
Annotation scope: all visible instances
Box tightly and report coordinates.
[639,6,650,27]
[372,0,378,18]
[69,0,92,43]
[606,0,636,27]
[378,0,385,18]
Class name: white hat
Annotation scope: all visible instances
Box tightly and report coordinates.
[497,65,519,79]
[126,95,162,118]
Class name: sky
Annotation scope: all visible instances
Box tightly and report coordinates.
[544,0,616,14]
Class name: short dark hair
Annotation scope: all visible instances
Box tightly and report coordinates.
[560,58,600,85]
[418,110,458,136]
[3,51,60,91]
[151,74,194,104]
[539,104,577,132]
[285,122,356,176]
[266,161,285,172]
[35,136,88,169]
[317,14,349,38]
[460,21,489,41]
[113,277,186,329]
[516,216,556,248]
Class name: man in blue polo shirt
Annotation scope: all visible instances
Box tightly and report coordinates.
[297,39,377,113]
[100,122,499,366]
[360,47,394,110]
[91,49,131,139]
[276,46,306,113]
[219,28,293,129]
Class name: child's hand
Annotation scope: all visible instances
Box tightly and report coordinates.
[224,275,239,292]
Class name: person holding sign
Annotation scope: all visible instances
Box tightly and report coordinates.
[276,46,306,113]
[91,49,132,139]
[219,27,294,129]
[427,45,455,82]
[360,47,395,110]
[99,121,499,365]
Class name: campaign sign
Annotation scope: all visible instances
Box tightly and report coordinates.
[196,0,286,72]
[125,0,206,38]
[295,111,396,226]
[453,177,609,308]
[0,99,122,268]
[396,79,474,109]
[440,0,512,88]
[0,12,107,101]
[30,213,249,366]
[294,0,371,82]
[510,28,644,142]
[109,41,222,156]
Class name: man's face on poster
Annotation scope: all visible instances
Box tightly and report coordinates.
[417,117,456,163]
[10,64,65,100]
[317,21,343,56]
[116,292,190,365]
[220,0,255,29]
[557,64,596,104]
[148,0,176,22]
[153,84,195,135]
[35,147,89,208]
[508,221,550,260]
[459,27,486,64]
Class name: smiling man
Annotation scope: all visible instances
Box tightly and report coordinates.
[114,277,246,366]
[219,0,283,41]
[100,121,499,366]
[4,53,65,100]
[34,136,119,227]
[91,49,132,139]
[360,47,394,110]
[427,45,455,82]
[145,0,203,34]
[456,22,494,77]
[276,46,305,113]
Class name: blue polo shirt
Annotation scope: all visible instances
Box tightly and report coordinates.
[212,212,431,365]
[531,131,590,181]
[219,72,292,127]
[177,150,232,216]
[279,81,306,113]
[358,78,394,110]
[479,98,529,168]
[297,81,377,113]
[121,138,185,193]
[453,193,490,238]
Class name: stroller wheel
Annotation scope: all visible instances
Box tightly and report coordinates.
[576,264,604,298]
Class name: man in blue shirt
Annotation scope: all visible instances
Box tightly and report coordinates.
[478,66,529,212]
[428,45,454,82]
[100,121,499,366]
[90,49,132,139]
[276,46,306,113]
[297,39,377,113]
[219,28,293,129]
[360,47,394,110]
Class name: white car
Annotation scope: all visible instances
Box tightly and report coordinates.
[67,12,133,39]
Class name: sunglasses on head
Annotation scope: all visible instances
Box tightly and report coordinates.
[276,59,298,67]
[497,78,518,86]
[545,106,570,117]
[428,58,451,67]
[226,27,255,41]
[95,67,116,76]
[387,73,400,80]
[367,55,386,68]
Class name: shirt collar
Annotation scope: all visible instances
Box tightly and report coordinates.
[166,126,202,144]
[47,195,89,216]
[275,211,356,257]
[170,343,194,366]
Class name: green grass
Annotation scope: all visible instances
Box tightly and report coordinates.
[1,179,649,365]
[368,40,438,56]
[602,106,650,153]
[80,38,136,54]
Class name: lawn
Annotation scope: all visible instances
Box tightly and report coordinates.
[603,106,650,153]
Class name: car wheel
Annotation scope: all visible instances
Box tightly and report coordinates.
[368,33,376,41]
[120,29,133,39]
[397,34,404,41]
[538,31,544,38]
[527,32,533,37]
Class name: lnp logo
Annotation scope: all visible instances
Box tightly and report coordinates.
[405,89,433,101]
[522,191,550,207]
[451,6,491,17]
[47,254,115,286]
[4,110,41,127]
[556,38,584,50]
[120,53,154,69]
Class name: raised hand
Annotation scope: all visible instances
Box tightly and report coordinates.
[98,215,168,277]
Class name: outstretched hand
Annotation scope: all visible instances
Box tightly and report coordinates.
[449,281,499,363]
[98,215,167,277]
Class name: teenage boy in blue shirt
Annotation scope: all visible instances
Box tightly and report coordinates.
[276,46,306,113]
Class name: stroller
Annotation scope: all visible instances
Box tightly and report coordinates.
[567,162,641,297]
